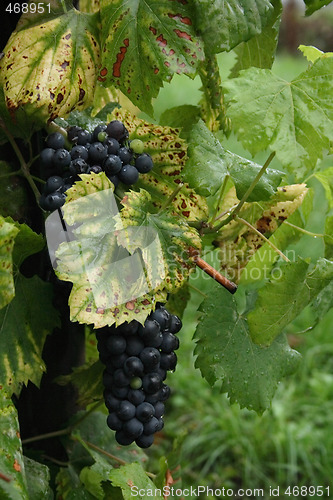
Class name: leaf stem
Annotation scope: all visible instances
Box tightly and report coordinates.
[74,437,156,479]
[236,216,290,262]
[208,151,276,233]
[159,183,184,212]
[283,220,324,238]
[188,283,208,298]
[0,170,22,180]
[0,119,41,202]
[60,0,68,13]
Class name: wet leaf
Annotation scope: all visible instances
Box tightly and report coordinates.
[99,0,204,115]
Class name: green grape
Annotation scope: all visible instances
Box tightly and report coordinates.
[98,131,108,143]
[130,139,145,154]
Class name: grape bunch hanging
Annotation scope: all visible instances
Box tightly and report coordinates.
[96,304,182,448]
[39,119,153,211]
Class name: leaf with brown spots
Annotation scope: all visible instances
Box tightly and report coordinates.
[117,188,201,294]
[55,172,167,328]
[99,0,204,114]
[0,389,28,499]
[0,217,18,310]
[0,7,100,129]
[112,108,208,221]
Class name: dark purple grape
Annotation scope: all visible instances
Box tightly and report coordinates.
[115,430,134,446]
[139,319,160,338]
[135,433,154,448]
[169,315,182,334]
[112,385,128,399]
[139,347,160,370]
[117,400,136,421]
[44,192,66,211]
[142,373,162,394]
[112,369,131,387]
[122,418,144,439]
[160,352,177,371]
[76,129,91,145]
[154,401,165,419]
[40,148,55,168]
[118,147,132,164]
[160,332,179,353]
[156,418,164,432]
[46,132,65,150]
[104,137,120,155]
[128,389,145,406]
[106,335,126,355]
[86,165,103,174]
[118,321,139,336]
[70,145,89,161]
[118,165,139,185]
[58,183,72,194]
[88,142,108,164]
[107,412,122,431]
[143,417,159,435]
[126,336,145,356]
[136,402,155,423]
[104,393,120,411]
[108,175,119,188]
[53,148,71,170]
[43,176,64,195]
[67,126,82,143]
[106,120,128,142]
[135,153,153,173]
[150,307,171,330]
[69,158,89,175]
[109,352,128,369]
[158,384,171,402]
[103,155,122,175]
[123,357,144,377]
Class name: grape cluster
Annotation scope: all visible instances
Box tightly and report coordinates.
[39,120,154,211]
[96,304,182,448]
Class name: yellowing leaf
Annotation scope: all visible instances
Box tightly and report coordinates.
[0,8,100,126]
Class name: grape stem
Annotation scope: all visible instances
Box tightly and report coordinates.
[0,119,41,203]
[283,220,325,238]
[0,472,11,483]
[188,247,237,294]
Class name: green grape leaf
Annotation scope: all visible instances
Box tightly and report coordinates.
[113,109,208,221]
[7,217,45,267]
[324,215,333,259]
[55,172,167,328]
[99,0,204,115]
[311,280,333,323]
[23,457,53,500]
[304,0,333,16]
[194,283,301,413]
[314,167,333,209]
[224,54,333,180]
[0,8,100,129]
[118,189,201,294]
[194,0,274,54]
[183,120,282,199]
[298,44,333,63]
[56,359,104,407]
[0,217,19,310]
[248,258,333,345]
[0,274,60,394]
[56,466,96,500]
[79,0,100,13]
[159,105,201,137]
[108,463,156,500]
[166,284,190,319]
[0,389,28,500]
[230,0,282,77]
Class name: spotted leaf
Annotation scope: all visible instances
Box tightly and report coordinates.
[118,188,201,294]
[55,173,167,328]
[99,0,204,115]
[0,7,100,128]
[112,108,208,221]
